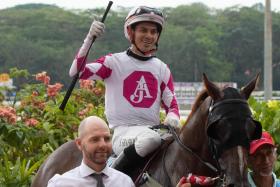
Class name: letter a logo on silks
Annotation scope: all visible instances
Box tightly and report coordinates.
[130,76,152,103]
[123,71,158,108]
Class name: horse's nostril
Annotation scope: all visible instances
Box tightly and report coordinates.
[228,184,234,187]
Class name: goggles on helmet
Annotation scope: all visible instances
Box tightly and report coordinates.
[127,6,164,19]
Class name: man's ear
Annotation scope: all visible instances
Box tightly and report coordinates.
[75,138,82,151]
[273,147,277,158]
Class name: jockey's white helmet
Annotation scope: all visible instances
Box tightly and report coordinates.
[124,6,165,42]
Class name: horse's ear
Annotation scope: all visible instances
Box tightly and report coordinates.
[203,73,223,100]
[240,73,260,100]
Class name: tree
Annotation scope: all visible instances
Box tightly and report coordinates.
[217,6,264,87]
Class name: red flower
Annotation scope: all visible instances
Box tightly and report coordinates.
[79,79,94,90]
[32,100,46,110]
[47,83,63,97]
[78,104,94,118]
[25,118,39,127]
[0,106,17,124]
[32,91,39,96]
[35,71,50,85]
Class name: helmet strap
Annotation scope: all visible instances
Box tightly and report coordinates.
[133,43,156,56]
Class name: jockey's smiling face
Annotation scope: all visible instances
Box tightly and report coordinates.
[132,22,159,55]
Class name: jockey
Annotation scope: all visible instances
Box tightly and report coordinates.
[69,6,180,172]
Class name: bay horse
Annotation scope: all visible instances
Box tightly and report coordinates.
[31,74,262,187]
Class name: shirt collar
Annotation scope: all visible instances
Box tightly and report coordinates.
[248,171,278,187]
[126,48,155,61]
[79,160,110,178]
[272,173,278,187]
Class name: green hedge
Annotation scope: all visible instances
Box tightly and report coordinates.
[249,97,280,176]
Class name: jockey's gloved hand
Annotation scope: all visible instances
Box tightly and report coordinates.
[78,21,105,57]
[164,113,180,129]
[87,21,105,40]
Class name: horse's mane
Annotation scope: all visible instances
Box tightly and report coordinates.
[184,89,209,126]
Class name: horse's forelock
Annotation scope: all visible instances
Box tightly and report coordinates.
[222,87,243,100]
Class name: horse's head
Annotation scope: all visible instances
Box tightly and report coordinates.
[203,73,262,186]
[142,74,262,187]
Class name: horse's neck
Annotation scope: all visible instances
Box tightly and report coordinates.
[163,98,212,184]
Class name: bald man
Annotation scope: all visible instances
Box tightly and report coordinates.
[47,116,135,187]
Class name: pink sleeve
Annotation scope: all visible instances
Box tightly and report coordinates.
[160,67,180,118]
[70,52,112,80]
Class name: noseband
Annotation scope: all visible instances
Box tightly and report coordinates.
[206,98,261,186]
[207,98,251,165]
[207,98,261,160]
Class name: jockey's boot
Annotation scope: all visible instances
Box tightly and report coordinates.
[112,144,143,173]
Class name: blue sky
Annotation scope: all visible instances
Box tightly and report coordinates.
[0,0,279,11]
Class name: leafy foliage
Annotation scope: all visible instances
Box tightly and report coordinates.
[0,68,105,186]
[249,97,280,176]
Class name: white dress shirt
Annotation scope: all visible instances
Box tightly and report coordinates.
[248,171,280,187]
[47,161,135,187]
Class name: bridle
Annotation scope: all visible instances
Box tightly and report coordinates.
[161,97,261,186]
[207,98,261,160]
[207,98,251,173]
[206,98,253,186]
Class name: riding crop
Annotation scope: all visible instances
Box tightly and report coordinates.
[59,1,113,111]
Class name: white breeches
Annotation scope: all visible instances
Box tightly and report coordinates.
[112,125,161,157]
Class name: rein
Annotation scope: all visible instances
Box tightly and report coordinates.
[162,125,226,186]
[134,137,173,186]
[167,125,219,173]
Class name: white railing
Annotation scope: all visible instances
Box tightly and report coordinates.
[251,91,280,101]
